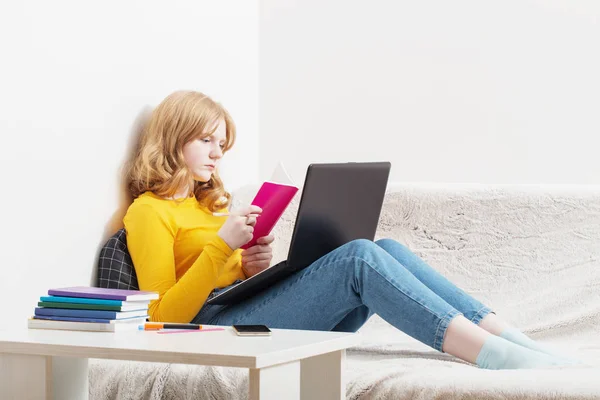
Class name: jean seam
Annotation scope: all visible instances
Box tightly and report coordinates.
[471,305,493,325]
[433,309,462,352]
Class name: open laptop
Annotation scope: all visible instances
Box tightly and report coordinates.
[207,161,391,305]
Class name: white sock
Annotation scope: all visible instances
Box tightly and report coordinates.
[476,335,577,370]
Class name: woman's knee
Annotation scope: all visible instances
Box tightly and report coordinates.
[375,238,410,254]
[330,239,382,271]
[335,239,404,275]
[343,238,380,255]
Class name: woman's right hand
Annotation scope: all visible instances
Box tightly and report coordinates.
[217,205,262,250]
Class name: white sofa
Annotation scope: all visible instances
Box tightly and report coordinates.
[90,183,600,399]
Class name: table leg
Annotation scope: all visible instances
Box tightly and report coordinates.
[0,354,88,400]
[249,360,301,400]
[300,350,345,400]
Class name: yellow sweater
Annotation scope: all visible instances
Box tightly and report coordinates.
[123,192,245,323]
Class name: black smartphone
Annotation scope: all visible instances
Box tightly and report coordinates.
[232,324,272,336]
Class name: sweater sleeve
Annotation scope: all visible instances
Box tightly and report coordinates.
[124,203,234,323]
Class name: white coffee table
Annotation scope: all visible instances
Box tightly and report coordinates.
[0,325,359,400]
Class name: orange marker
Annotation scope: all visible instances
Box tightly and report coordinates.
[140,322,203,331]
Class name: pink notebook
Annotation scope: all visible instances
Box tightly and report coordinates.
[240,181,299,250]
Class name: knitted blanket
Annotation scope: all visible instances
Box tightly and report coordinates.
[90,183,600,399]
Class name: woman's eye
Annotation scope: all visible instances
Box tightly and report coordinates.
[202,138,225,150]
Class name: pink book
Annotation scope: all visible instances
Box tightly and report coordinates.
[48,286,159,301]
[240,181,299,250]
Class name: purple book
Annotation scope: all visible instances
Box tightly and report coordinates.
[48,286,159,301]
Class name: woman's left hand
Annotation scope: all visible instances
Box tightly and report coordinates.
[241,235,275,278]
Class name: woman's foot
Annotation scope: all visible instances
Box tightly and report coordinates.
[499,327,581,363]
[479,313,582,364]
[476,335,580,370]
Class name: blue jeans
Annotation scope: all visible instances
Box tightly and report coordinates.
[192,239,493,352]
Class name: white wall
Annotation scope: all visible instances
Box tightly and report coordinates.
[2,0,599,327]
[0,1,258,326]
[259,0,600,185]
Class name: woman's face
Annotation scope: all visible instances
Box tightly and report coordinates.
[183,119,226,182]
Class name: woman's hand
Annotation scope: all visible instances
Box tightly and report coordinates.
[241,235,275,278]
[217,205,262,250]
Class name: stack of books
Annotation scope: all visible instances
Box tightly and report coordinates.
[28,286,158,332]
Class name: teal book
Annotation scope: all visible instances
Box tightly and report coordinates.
[40,296,150,307]
[38,301,147,312]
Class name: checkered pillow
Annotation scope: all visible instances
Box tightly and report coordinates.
[97,228,139,290]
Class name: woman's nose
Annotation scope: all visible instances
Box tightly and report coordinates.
[211,146,223,159]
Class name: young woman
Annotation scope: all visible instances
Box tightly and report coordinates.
[124,90,577,370]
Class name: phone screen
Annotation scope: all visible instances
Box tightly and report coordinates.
[233,325,271,334]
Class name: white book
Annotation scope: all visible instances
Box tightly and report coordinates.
[270,161,296,186]
[229,161,297,212]
[27,318,146,332]
[110,305,149,312]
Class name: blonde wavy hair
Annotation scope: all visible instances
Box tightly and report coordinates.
[127,91,236,212]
